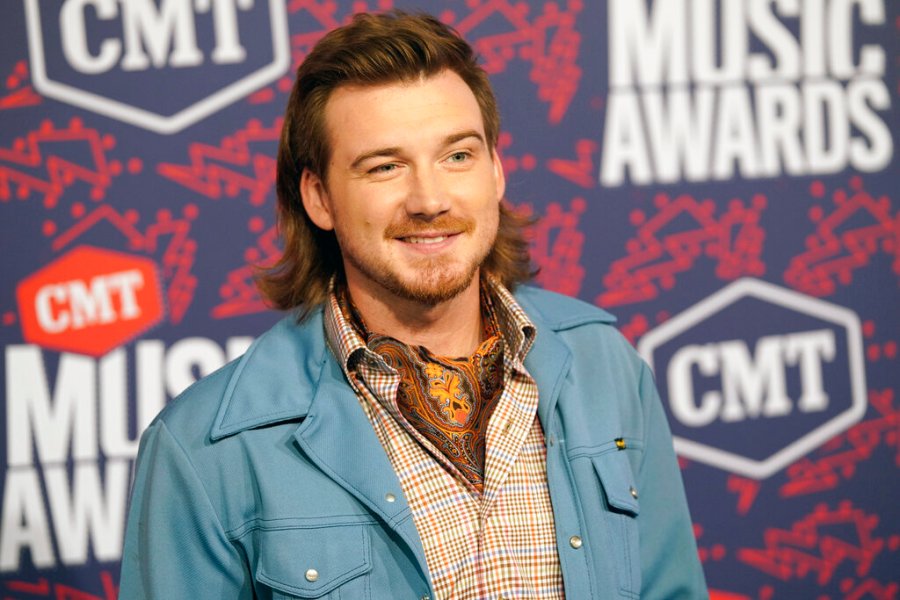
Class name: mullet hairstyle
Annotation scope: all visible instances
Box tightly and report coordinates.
[258,11,534,318]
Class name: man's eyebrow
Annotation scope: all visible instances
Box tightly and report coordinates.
[443,130,485,147]
[350,146,402,171]
[349,130,486,171]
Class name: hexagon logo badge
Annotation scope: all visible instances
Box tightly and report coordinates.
[16,246,165,357]
[637,278,867,479]
[24,0,290,134]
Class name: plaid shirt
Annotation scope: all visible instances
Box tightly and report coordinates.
[324,279,565,600]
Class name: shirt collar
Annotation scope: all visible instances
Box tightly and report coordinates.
[483,275,536,363]
[323,279,369,375]
[323,275,537,374]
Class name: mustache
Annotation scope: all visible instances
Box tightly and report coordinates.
[384,215,474,238]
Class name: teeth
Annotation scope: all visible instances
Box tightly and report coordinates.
[406,236,447,244]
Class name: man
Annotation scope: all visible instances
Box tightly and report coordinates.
[119,11,707,600]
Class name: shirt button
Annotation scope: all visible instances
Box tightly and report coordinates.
[630,486,639,499]
[569,535,583,549]
[385,492,396,503]
[305,568,318,582]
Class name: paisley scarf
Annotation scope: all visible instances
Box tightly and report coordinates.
[342,286,505,491]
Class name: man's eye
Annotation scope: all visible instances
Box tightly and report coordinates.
[447,151,470,163]
[370,163,397,174]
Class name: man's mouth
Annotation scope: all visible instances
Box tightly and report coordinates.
[403,235,450,245]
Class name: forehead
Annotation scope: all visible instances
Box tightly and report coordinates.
[322,70,486,161]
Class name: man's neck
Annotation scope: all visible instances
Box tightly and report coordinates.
[345,276,484,358]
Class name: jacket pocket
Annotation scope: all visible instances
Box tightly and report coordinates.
[255,525,372,599]
[591,451,641,598]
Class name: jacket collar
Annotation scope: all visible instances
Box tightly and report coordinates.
[210,287,616,439]
[210,309,328,440]
[514,286,616,427]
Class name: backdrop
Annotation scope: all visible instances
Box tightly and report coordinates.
[1,1,898,598]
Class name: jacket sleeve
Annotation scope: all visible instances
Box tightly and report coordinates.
[118,420,252,599]
[636,362,709,599]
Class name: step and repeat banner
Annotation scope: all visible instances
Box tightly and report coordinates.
[1,1,897,598]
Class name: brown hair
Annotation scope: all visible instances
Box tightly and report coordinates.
[258,11,533,316]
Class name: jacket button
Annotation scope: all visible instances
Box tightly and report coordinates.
[385,492,396,503]
[569,535,583,549]
[630,486,638,499]
[305,568,318,582]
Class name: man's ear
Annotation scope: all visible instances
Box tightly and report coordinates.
[491,148,506,202]
[300,169,334,231]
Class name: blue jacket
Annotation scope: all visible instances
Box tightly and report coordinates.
[119,287,708,599]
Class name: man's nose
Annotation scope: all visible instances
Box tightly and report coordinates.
[404,167,450,218]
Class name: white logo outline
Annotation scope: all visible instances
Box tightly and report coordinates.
[637,278,867,479]
[24,0,290,134]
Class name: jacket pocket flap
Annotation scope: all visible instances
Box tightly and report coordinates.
[256,525,371,597]
[592,452,640,516]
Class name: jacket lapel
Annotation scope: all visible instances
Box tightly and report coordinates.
[527,326,573,432]
[291,341,432,583]
[516,290,574,430]
[210,312,432,582]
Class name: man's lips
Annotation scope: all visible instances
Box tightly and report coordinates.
[397,233,458,245]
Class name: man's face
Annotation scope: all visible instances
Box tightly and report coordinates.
[301,70,505,307]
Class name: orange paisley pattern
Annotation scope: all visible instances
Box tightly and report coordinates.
[343,287,505,491]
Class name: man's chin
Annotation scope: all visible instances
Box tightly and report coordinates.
[388,270,478,307]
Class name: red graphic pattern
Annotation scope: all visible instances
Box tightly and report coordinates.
[49,205,199,325]
[1,60,41,110]
[598,193,767,307]
[280,0,395,94]
[278,0,582,124]
[155,119,281,320]
[4,571,116,600]
[707,576,898,598]
[738,501,885,586]
[157,119,281,207]
[523,198,586,297]
[619,313,650,345]
[547,139,597,188]
[727,475,762,516]
[0,119,128,208]
[446,0,583,124]
[863,319,899,364]
[781,389,900,498]
[695,523,727,565]
[785,177,899,296]
[497,131,537,176]
[840,578,900,600]
[708,591,751,600]
[212,223,280,318]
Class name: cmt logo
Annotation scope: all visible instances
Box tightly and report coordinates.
[24,0,289,133]
[638,278,867,479]
[16,246,165,356]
